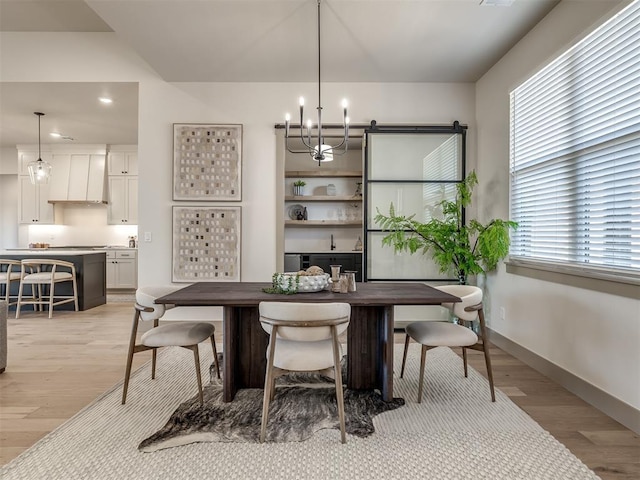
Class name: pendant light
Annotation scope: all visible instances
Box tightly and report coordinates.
[284,0,350,166]
[27,112,52,185]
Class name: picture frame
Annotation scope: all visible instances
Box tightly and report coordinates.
[173,123,242,201]
[172,206,241,282]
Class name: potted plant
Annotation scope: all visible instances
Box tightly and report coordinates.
[374,171,517,284]
[292,180,306,196]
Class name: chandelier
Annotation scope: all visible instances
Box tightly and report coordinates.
[284,0,350,165]
[27,112,52,185]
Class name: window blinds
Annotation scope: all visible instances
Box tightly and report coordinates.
[509,0,640,274]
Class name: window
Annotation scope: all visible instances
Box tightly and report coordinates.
[509,0,640,280]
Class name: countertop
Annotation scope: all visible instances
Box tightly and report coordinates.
[0,249,107,255]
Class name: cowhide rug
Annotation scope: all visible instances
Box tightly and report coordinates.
[139,357,404,452]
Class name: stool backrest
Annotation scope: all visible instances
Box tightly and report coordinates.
[259,302,350,342]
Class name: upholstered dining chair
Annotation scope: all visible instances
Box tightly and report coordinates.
[121,285,221,405]
[399,285,496,403]
[258,301,351,443]
[0,260,22,306]
[15,259,78,319]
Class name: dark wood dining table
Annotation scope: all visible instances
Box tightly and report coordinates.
[156,282,460,402]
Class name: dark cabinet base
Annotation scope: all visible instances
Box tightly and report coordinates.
[301,253,363,281]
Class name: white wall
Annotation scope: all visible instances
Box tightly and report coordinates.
[476,0,640,418]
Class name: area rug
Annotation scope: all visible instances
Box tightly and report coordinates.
[0,345,600,480]
[140,362,404,451]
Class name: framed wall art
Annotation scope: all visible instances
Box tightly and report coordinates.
[173,123,242,201]
[172,206,241,282]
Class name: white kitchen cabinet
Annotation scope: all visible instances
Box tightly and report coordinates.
[107,176,138,224]
[106,250,137,289]
[18,176,54,224]
[108,149,138,176]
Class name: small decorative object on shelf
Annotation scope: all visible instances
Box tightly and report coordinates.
[354,182,362,197]
[327,183,337,196]
[293,180,306,196]
[354,236,363,251]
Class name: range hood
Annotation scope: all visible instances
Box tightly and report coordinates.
[47,147,109,205]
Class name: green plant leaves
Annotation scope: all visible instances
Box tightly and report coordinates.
[374,170,517,282]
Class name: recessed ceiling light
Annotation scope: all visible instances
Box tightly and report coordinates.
[50,132,62,138]
[99,97,113,104]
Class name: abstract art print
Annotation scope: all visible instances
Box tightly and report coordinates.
[172,206,241,282]
[173,124,242,201]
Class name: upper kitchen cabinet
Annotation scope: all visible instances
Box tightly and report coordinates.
[107,145,138,225]
[18,175,54,224]
[17,147,55,224]
[108,146,138,176]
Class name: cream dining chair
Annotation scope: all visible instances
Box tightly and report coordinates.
[121,285,221,405]
[399,285,496,403]
[258,301,351,443]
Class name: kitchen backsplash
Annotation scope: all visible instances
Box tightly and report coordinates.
[26,205,137,247]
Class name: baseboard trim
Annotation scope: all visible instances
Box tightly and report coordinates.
[488,329,640,435]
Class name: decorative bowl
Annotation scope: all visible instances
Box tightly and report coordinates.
[278,273,330,293]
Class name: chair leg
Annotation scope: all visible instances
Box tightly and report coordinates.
[462,347,469,377]
[331,325,347,444]
[191,345,204,405]
[122,310,141,405]
[210,336,220,379]
[72,275,79,312]
[48,280,55,319]
[260,326,279,443]
[15,279,24,319]
[477,307,496,402]
[417,344,428,403]
[400,333,410,379]
[151,348,157,379]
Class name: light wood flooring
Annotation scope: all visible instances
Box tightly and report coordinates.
[1,303,638,479]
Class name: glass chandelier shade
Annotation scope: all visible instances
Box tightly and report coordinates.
[27,112,52,185]
[284,0,350,165]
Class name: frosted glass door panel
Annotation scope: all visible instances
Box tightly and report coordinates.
[368,134,462,180]
[367,183,457,224]
[366,232,449,280]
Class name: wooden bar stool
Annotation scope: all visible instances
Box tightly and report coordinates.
[0,260,22,307]
[15,259,79,319]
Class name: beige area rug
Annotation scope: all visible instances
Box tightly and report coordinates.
[0,345,599,480]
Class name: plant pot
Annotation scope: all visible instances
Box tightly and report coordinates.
[293,185,304,196]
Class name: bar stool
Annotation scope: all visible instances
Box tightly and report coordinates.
[0,260,22,306]
[15,259,79,319]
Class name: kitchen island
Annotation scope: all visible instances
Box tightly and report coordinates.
[0,250,107,310]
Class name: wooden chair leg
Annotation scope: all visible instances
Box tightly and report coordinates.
[151,348,157,379]
[400,333,410,378]
[462,347,469,377]
[477,307,496,402]
[417,344,428,403]
[210,336,220,379]
[331,325,347,443]
[121,310,141,404]
[48,280,55,319]
[191,345,204,405]
[260,326,278,443]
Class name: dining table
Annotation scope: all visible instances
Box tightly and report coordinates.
[156,281,460,402]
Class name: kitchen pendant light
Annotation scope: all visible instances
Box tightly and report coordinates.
[27,112,52,185]
[284,0,350,166]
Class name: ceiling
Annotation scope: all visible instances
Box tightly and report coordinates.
[0,0,569,148]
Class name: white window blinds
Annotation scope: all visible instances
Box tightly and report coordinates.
[509,0,640,276]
